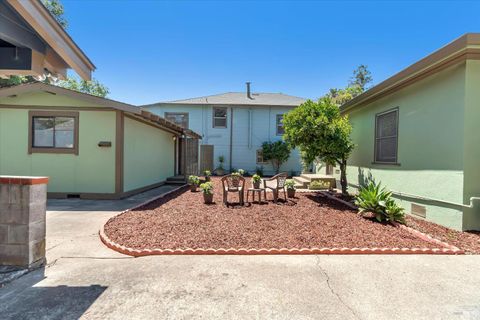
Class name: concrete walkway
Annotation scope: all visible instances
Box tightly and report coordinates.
[1,185,480,319]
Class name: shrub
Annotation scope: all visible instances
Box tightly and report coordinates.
[204,170,212,177]
[255,166,264,176]
[285,179,296,190]
[309,180,330,190]
[261,141,291,174]
[252,174,262,184]
[200,182,214,195]
[237,169,245,176]
[355,181,405,224]
[231,172,241,177]
[188,175,200,186]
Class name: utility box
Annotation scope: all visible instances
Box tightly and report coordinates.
[0,176,48,268]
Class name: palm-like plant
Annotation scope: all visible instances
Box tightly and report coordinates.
[355,181,405,224]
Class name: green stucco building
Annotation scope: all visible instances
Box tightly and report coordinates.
[332,33,480,231]
[0,82,200,199]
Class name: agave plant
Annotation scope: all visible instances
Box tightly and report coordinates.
[355,181,405,224]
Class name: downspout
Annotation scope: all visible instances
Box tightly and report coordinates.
[248,108,252,149]
[229,107,234,172]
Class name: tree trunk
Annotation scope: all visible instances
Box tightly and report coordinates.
[339,159,348,195]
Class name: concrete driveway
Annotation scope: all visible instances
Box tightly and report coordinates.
[1,186,480,320]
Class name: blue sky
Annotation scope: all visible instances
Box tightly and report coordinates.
[63,0,480,105]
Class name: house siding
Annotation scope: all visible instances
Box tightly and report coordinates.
[336,63,466,230]
[0,96,117,194]
[123,116,175,192]
[146,104,302,175]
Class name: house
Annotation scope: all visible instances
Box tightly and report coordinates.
[0,0,94,80]
[142,83,306,175]
[0,82,200,199]
[331,33,480,231]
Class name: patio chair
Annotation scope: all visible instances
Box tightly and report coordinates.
[221,174,245,205]
[263,172,288,203]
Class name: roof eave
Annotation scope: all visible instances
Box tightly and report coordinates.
[340,33,480,114]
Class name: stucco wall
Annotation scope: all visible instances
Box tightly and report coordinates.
[123,116,175,192]
[339,63,466,230]
[0,106,116,194]
[146,104,302,175]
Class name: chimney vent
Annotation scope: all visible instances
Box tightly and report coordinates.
[246,82,252,99]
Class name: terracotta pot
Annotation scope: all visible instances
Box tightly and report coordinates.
[216,168,225,176]
[203,193,213,204]
[253,181,261,189]
[287,189,296,198]
[190,185,197,192]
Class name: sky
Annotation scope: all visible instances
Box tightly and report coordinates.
[62,0,480,105]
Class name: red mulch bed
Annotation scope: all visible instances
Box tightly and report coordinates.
[405,216,480,254]
[104,177,444,251]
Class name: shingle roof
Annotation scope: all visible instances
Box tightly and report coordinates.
[144,92,306,107]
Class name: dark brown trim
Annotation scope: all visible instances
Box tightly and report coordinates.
[0,104,114,111]
[374,107,399,164]
[28,110,79,155]
[115,111,124,194]
[124,114,182,136]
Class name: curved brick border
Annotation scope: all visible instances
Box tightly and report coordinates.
[99,186,464,256]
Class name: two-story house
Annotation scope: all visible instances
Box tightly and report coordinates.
[143,83,306,175]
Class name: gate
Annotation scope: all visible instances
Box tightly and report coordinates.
[200,145,214,173]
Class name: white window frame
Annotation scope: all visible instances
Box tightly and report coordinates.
[256,149,268,164]
[165,112,189,129]
[276,114,284,136]
[212,107,227,128]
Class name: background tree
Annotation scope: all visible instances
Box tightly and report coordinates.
[325,65,373,106]
[0,0,109,98]
[261,141,291,174]
[283,98,354,194]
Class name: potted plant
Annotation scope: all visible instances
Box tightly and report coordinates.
[237,169,245,176]
[285,179,296,198]
[216,156,225,176]
[231,171,241,187]
[200,181,214,204]
[204,170,212,182]
[188,175,200,192]
[252,174,262,189]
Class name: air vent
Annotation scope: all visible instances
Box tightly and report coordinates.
[411,203,426,218]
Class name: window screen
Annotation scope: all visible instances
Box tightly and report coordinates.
[276,114,284,135]
[375,108,398,163]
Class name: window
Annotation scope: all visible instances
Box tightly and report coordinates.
[276,114,284,135]
[29,111,79,155]
[374,108,399,164]
[256,149,267,164]
[213,107,227,128]
[165,112,189,129]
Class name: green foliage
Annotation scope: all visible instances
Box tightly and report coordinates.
[255,166,264,176]
[200,182,214,195]
[349,64,372,91]
[283,97,354,194]
[308,180,330,190]
[252,174,262,183]
[355,181,406,224]
[237,169,245,176]
[57,77,109,98]
[203,170,212,177]
[261,141,291,174]
[41,0,68,29]
[231,172,241,177]
[285,179,296,190]
[188,175,200,186]
[326,65,373,107]
[218,156,225,169]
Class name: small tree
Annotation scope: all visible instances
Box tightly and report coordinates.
[261,141,291,174]
[283,98,354,195]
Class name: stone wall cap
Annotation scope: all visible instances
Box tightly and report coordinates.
[0,176,49,185]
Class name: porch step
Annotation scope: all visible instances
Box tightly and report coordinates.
[166,175,186,185]
[293,176,310,188]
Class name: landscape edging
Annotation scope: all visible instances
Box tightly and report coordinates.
[99,186,464,256]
